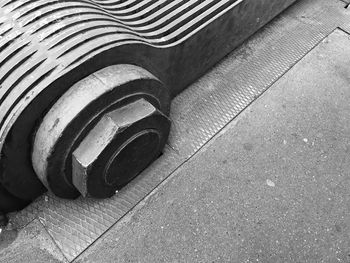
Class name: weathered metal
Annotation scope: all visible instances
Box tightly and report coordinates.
[0,183,29,214]
[72,98,170,198]
[0,212,8,227]
[32,65,170,198]
[0,0,297,212]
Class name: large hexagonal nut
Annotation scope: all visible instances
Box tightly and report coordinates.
[72,98,170,198]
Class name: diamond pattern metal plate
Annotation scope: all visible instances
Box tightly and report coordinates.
[9,0,350,261]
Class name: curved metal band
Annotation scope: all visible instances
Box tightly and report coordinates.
[0,0,297,201]
[0,0,244,152]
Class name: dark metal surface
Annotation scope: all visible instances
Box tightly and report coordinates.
[7,0,349,260]
[0,184,29,213]
[0,0,296,207]
[72,98,170,198]
[0,213,7,227]
[32,64,170,199]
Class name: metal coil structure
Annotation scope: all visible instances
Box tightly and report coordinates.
[0,0,297,213]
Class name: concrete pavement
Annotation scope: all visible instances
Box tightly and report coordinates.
[77,29,350,263]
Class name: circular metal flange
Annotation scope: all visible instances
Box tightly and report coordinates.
[32,65,170,199]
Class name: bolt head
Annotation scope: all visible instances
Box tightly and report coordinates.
[72,99,170,198]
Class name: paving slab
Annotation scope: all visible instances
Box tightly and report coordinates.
[0,219,67,263]
[77,29,350,263]
[1,1,349,261]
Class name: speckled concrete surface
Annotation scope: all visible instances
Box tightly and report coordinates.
[76,29,350,263]
[0,219,67,263]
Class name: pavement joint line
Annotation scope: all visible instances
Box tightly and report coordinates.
[37,218,69,263]
[74,16,339,263]
[7,0,350,260]
[76,28,350,262]
[57,12,349,262]
[178,32,330,167]
[339,27,350,35]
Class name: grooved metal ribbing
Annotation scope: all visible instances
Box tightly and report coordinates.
[8,0,350,261]
[0,0,241,150]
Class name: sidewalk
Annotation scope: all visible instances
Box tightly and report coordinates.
[1,1,350,262]
[77,29,350,262]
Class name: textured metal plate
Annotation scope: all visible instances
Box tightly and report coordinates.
[168,0,350,158]
[9,0,350,261]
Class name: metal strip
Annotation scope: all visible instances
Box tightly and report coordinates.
[10,0,350,260]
